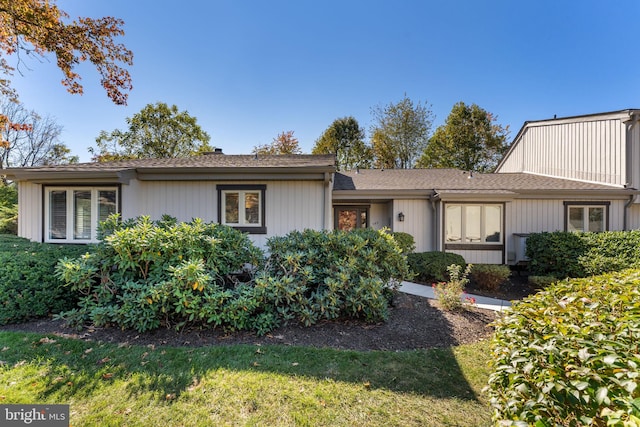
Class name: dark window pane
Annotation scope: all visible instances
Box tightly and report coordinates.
[225,192,239,223]
[74,190,92,240]
[244,192,260,224]
[49,191,67,239]
[99,190,117,224]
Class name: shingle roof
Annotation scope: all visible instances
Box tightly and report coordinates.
[334,168,628,193]
[6,154,336,173]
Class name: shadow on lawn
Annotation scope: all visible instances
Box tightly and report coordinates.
[0,308,486,403]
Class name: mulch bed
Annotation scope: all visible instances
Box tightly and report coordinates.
[0,292,500,351]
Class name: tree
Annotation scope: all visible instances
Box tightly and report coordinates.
[0,0,133,105]
[1,97,76,182]
[252,130,302,155]
[89,102,212,161]
[370,95,434,169]
[416,102,509,172]
[312,116,372,170]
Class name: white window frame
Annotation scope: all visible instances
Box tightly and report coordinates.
[217,184,267,234]
[44,187,119,243]
[564,202,609,232]
[444,203,503,245]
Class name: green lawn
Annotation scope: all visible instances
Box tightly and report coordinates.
[0,332,493,426]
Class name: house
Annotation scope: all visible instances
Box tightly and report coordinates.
[332,109,640,264]
[4,154,335,248]
[4,109,640,265]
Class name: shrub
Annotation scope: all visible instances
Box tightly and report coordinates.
[0,235,90,325]
[390,232,415,254]
[56,216,264,332]
[526,230,640,278]
[432,263,472,311]
[528,275,556,289]
[256,228,412,325]
[407,251,466,282]
[0,183,18,234]
[470,264,510,292]
[487,269,640,425]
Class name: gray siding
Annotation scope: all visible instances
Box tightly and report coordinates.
[392,199,433,252]
[498,117,627,187]
[17,181,42,242]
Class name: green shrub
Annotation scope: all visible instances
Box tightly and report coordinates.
[526,230,640,279]
[56,216,264,332]
[407,251,466,283]
[470,264,510,292]
[487,269,640,425]
[433,263,472,311]
[527,275,556,288]
[0,235,90,325]
[0,183,18,234]
[390,232,415,254]
[256,228,412,325]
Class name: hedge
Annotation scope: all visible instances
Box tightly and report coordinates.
[487,269,640,425]
[526,230,640,278]
[0,234,90,325]
[407,251,466,282]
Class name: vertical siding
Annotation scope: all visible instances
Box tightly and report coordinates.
[498,118,626,186]
[448,249,502,264]
[17,181,42,241]
[628,204,640,230]
[120,179,326,249]
[392,199,432,252]
[369,202,391,230]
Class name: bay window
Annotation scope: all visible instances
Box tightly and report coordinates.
[45,187,118,243]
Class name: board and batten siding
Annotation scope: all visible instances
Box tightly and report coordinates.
[121,179,327,248]
[498,118,627,187]
[447,249,503,265]
[392,199,433,252]
[17,181,42,242]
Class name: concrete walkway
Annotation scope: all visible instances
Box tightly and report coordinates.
[399,281,512,312]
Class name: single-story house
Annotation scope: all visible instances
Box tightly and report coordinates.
[5,109,640,265]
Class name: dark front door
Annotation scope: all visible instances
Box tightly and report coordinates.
[335,207,368,231]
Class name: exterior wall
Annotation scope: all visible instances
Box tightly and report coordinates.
[629,204,640,230]
[498,117,627,187]
[447,249,503,264]
[17,181,42,242]
[505,197,629,263]
[368,202,391,230]
[121,179,327,248]
[392,199,433,252]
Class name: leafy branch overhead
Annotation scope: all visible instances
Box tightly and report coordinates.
[0,0,133,105]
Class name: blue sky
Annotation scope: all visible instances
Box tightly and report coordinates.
[10,0,640,162]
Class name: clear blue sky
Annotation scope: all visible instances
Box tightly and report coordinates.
[10,0,640,162]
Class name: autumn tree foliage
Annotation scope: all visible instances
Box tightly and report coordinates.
[417,102,509,172]
[0,0,133,105]
[253,130,302,155]
[90,102,212,161]
[370,95,434,169]
[312,116,372,170]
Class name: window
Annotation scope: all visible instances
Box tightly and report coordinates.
[44,187,118,243]
[217,185,266,234]
[445,204,503,244]
[564,202,609,232]
[334,206,369,231]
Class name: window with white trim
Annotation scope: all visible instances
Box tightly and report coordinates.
[445,204,502,244]
[217,185,266,234]
[44,187,118,243]
[565,202,609,232]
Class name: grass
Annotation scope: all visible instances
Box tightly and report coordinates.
[0,331,493,426]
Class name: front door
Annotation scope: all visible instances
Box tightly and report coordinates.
[335,207,368,231]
